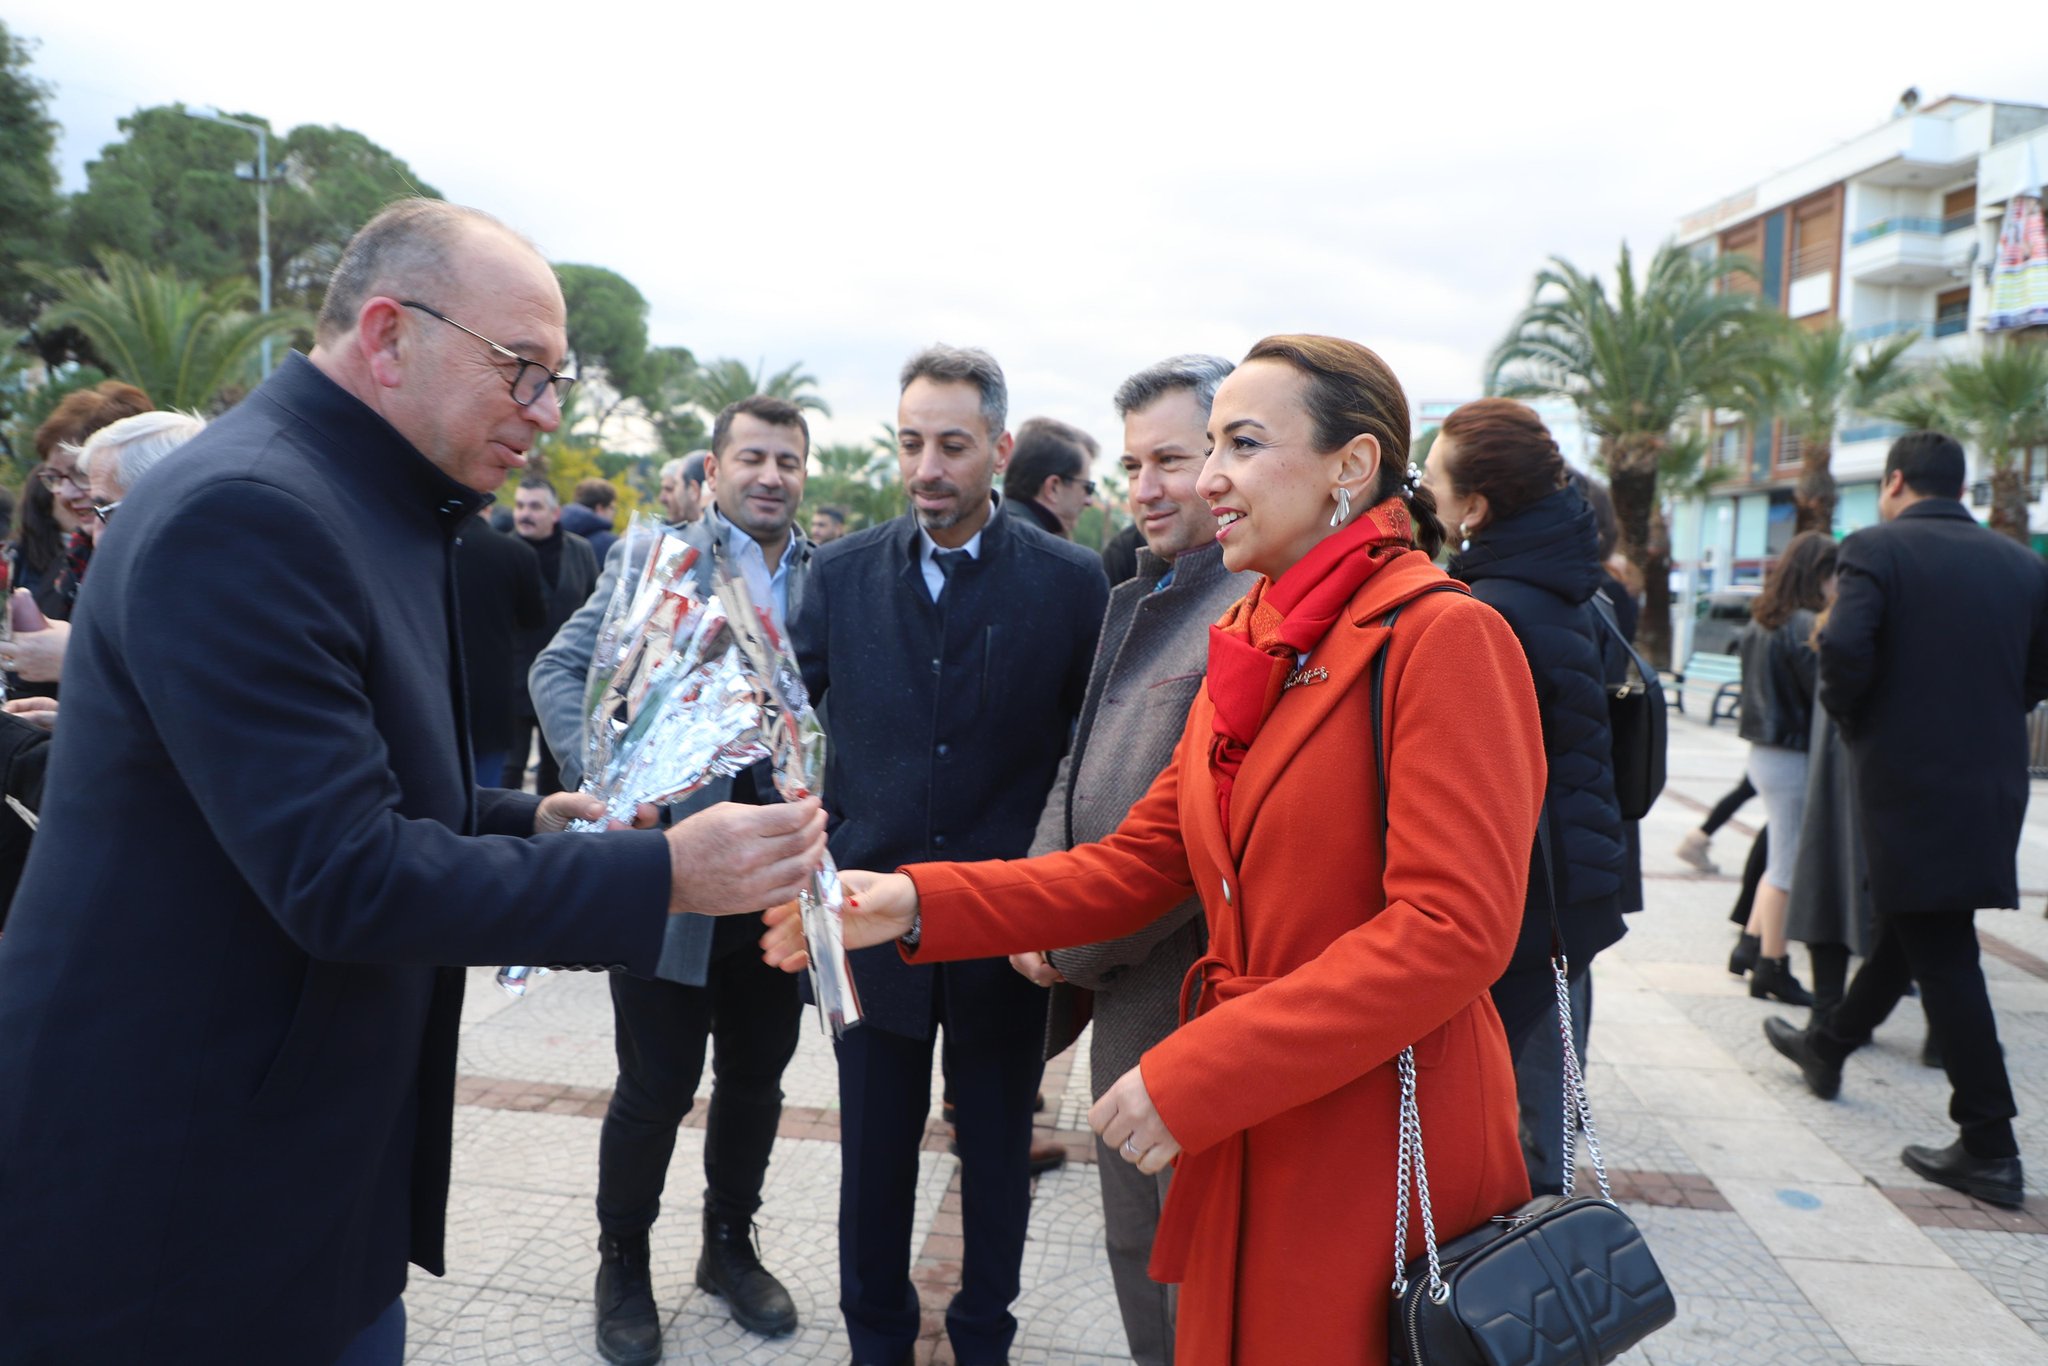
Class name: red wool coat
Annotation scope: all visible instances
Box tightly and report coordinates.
[906,551,1546,1365]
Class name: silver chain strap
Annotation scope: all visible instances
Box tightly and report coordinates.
[1553,953,1611,1203]
[1393,955,1609,1302]
[1390,1046,1447,1302]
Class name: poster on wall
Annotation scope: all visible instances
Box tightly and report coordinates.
[1986,188,2048,332]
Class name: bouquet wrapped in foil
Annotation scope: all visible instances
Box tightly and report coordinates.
[497,519,862,1036]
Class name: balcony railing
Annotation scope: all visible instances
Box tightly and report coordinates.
[1840,421,1909,446]
[1850,320,1927,341]
[1934,314,1970,338]
[1942,210,1976,235]
[1851,217,1945,245]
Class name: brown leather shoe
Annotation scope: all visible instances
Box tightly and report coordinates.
[944,1128,1069,1174]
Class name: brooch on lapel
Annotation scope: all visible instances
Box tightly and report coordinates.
[1283,665,1329,690]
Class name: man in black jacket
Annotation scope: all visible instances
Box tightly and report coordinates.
[0,199,825,1364]
[509,478,597,793]
[456,508,546,781]
[1767,431,2048,1208]
[795,345,1109,1366]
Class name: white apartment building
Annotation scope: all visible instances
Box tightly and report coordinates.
[1670,94,2048,617]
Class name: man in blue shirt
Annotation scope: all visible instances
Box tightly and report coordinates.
[531,395,814,1364]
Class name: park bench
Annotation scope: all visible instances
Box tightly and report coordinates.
[1663,653,1742,727]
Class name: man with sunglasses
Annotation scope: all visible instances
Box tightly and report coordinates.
[1001,416,1098,539]
[0,200,827,1366]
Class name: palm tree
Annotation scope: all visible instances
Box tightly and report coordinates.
[687,357,832,419]
[1487,242,1778,665]
[1771,322,1919,533]
[31,252,306,411]
[1939,341,2048,543]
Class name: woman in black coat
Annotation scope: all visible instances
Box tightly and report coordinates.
[1425,398,1625,1196]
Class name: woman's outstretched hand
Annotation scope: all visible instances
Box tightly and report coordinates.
[1090,1064,1181,1176]
[760,869,920,974]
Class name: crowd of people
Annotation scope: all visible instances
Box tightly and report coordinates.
[0,194,2040,1366]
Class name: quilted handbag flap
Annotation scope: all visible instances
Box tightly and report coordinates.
[1449,1199,1676,1366]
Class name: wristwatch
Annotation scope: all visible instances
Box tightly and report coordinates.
[901,909,921,951]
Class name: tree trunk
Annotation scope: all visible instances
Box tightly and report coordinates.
[1794,437,1836,535]
[1606,433,1672,669]
[1989,461,2032,545]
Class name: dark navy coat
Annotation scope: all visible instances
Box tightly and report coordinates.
[1819,498,2048,918]
[0,355,673,1364]
[794,501,1108,1038]
[1450,485,1626,969]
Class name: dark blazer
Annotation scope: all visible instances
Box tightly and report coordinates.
[561,501,618,566]
[0,354,673,1364]
[1818,498,2048,918]
[511,528,598,722]
[0,711,49,925]
[794,500,1109,1038]
[456,512,547,754]
[1450,485,1626,969]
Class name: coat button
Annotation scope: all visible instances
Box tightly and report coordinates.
[934,834,948,849]
[936,743,950,757]
[1221,878,1232,905]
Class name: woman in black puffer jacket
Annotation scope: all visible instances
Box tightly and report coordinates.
[1425,398,1625,1196]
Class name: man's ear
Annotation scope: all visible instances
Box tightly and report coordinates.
[992,431,1014,475]
[358,297,408,391]
[1036,472,1066,505]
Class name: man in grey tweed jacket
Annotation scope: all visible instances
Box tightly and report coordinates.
[1013,355,1250,1366]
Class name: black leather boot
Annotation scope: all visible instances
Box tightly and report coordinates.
[696,1213,797,1337]
[1764,1016,1844,1100]
[594,1230,663,1366]
[1728,932,1761,977]
[1750,956,1814,1007]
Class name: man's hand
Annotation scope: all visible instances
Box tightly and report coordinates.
[760,868,918,973]
[667,798,827,918]
[3,696,58,734]
[534,791,659,834]
[1091,1063,1181,1177]
[0,620,70,684]
[1009,951,1065,988]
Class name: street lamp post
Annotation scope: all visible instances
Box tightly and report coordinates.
[186,105,278,376]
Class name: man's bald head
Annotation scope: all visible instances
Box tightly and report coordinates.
[315,199,540,344]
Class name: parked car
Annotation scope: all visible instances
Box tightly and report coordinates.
[1692,587,1759,656]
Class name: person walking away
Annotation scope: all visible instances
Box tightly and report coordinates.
[1765,431,2048,1208]
[1733,531,1835,1006]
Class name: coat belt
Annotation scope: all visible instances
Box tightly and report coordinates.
[1178,954,1275,1026]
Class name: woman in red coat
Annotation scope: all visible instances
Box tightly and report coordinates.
[766,335,1546,1365]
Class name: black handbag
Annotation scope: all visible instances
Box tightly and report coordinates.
[1591,592,1666,821]
[1372,596,1676,1366]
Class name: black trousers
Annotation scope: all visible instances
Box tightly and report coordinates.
[501,718,562,796]
[835,972,1046,1365]
[1702,776,1756,836]
[1820,910,2019,1159]
[595,911,803,1234]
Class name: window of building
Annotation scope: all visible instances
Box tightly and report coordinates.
[1942,184,1977,235]
[1936,287,1970,337]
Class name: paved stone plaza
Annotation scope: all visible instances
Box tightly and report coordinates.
[404,711,2048,1364]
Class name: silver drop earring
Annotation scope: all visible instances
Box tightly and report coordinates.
[1458,521,1471,554]
[1330,486,1353,528]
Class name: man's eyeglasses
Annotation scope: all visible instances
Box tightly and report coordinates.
[400,301,578,409]
[1066,475,1098,497]
[92,500,120,526]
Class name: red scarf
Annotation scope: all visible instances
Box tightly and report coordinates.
[1206,495,1415,825]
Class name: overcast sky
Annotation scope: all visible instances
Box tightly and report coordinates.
[12,1,2046,462]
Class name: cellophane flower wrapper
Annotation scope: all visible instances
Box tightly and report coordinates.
[496,587,774,996]
[710,570,863,1037]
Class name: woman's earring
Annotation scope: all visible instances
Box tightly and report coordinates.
[1457,521,1471,554]
[1330,486,1353,528]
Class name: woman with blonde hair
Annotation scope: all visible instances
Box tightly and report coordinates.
[760,335,1547,1364]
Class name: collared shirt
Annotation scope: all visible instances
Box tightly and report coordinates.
[710,506,800,632]
[916,498,995,601]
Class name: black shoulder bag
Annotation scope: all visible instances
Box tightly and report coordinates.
[1373,593,1675,1366]
[1590,592,1666,821]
